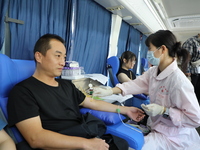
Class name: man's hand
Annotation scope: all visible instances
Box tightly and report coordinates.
[191,59,200,67]
[141,103,165,117]
[185,73,191,77]
[126,107,145,122]
[84,138,109,150]
[93,87,113,97]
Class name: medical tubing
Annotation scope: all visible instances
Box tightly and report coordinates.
[116,106,142,133]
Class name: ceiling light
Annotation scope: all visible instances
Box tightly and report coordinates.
[106,5,124,11]
[122,16,132,20]
[130,23,143,26]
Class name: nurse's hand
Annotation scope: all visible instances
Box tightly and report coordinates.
[93,87,113,97]
[141,103,165,117]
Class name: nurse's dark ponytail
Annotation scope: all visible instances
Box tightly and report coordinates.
[145,30,190,73]
[173,42,190,73]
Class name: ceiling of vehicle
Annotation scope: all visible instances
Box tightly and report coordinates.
[94,0,200,43]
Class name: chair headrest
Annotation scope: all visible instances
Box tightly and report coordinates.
[0,54,35,97]
[107,56,120,74]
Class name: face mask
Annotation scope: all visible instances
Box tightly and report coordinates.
[147,50,160,66]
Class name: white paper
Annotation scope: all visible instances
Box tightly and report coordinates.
[85,74,108,85]
[100,94,133,103]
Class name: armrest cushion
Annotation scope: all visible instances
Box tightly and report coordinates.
[80,108,126,125]
[134,94,148,100]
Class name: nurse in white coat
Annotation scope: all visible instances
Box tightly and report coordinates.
[93,30,200,150]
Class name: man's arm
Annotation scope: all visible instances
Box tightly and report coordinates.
[80,96,145,122]
[16,116,109,150]
[0,129,16,150]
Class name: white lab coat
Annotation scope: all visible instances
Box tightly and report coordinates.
[116,60,200,150]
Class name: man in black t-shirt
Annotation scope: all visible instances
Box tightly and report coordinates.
[7,34,145,150]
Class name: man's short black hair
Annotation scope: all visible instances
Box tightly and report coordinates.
[33,34,65,56]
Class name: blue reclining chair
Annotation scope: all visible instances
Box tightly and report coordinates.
[141,58,149,73]
[0,54,144,150]
[107,56,150,108]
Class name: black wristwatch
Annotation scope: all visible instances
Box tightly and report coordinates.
[163,108,170,119]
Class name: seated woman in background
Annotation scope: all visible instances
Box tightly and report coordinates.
[117,51,136,83]
[117,51,149,97]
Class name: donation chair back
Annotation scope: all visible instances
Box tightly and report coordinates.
[0,54,35,143]
[107,56,120,87]
[141,58,149,72]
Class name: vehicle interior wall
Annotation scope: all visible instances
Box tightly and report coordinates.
[0,0,148,76]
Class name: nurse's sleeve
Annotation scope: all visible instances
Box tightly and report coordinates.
[169,81,200,128]
[116,71,149,96]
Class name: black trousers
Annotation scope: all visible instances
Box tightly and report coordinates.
[191,74,200,104]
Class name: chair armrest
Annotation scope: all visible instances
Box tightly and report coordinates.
[80,108,145,150]
[133,94,148,100]
[80,108,126,125]
[106,123,144,150]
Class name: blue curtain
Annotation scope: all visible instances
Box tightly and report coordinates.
[9,0,72,59]
[139,34,148,74]
[140,35,148,59]
[71,0,111,75]
[0,0,9,50]
[117,21,130,58]
[127,27,141,74]
[67,0,76,61]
